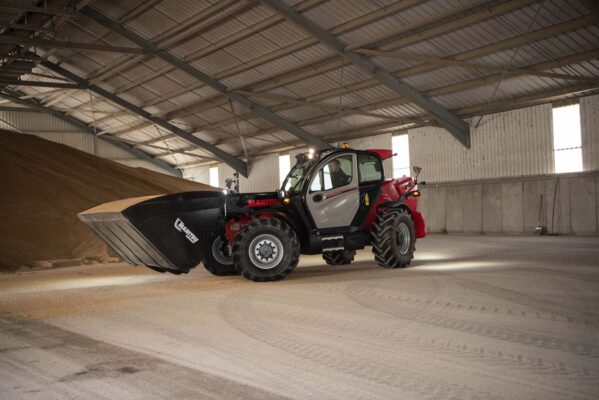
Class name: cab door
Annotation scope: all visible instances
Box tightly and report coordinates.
[305,154,359,229]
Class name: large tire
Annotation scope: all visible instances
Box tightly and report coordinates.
[232,218,299,282]
[371,209,416,268]
[323,250,355,265]
[203,235,239,276]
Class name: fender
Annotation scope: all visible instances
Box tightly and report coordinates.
[254,209,299,232]
[377,201,426,239]
[412,210,426,238]
[225,209,299,243]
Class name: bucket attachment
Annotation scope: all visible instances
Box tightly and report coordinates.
[78,192,226,274]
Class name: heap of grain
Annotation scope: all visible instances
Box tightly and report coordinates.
[0,130,216,271]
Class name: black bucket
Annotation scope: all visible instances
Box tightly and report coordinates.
[79,192,226,274]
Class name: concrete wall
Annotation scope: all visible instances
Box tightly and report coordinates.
[418,171,599,235]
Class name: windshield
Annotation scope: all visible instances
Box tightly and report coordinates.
[281,157,317,194]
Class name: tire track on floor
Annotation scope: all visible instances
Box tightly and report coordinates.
[345,283,599,359]
[218,291,506,400]
[250,297,599,384]
[339,280,596,327]
[443,273,599,325]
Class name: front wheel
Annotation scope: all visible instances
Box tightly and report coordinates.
[203,235,239,276]
[232,218,300,282]
[371,209,416,268]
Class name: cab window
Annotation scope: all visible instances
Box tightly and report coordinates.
[310,155,353,192]
[358,153,383,184]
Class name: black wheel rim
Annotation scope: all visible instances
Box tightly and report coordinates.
[212,236,233,265]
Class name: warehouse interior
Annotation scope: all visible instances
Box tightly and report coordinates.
[1,0,598,399]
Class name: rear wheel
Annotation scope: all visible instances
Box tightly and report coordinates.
[233,218,299,282]
[323,250,355,265]
[371,209,415,268]
[203,235,239,276]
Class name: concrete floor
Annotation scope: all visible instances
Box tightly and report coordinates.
[1,234,598,400]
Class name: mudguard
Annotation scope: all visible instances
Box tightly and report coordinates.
[412,210,427,239]
[78,192,226,274]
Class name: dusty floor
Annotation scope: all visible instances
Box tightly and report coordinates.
[1,234,598,400]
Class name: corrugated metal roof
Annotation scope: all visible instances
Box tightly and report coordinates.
[1,0,597,170]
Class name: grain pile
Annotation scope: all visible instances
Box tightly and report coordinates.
[0,130,215,271]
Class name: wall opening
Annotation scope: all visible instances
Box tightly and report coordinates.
[279,154,291,186]
[392,134,410,178]
[552,103,582,173]
[209,166,219,187]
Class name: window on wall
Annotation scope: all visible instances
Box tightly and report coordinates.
[209,166,219,187]
[392,134,410,178]
[553,104,582,173]
[279,154,291,186]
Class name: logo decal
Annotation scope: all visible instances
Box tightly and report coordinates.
[174,218,199,244]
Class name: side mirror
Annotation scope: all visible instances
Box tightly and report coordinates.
[412,166,422,175]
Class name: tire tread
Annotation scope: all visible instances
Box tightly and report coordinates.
[371,209,415,269]
[232,218,299,282]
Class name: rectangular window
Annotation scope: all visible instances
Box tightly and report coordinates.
[310,155,353,192]
[209,166,219,187]
[279,154,291,186]
[392,134,410,178]
[358,153,383,184]
[553,104,582,173]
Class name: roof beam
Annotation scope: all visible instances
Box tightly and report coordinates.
[37,57,249,176]
[4,23,56,34]
[0,55,43,62]
[0,1,76,16]
[353,49,599,84]
[0,105,32,111]
[0,88,182,176]
[78,6,334,152]
[232,90,416,121]
[85,0,258,84]
[0,80,81,89]
[261,0,470,148]
[0,35,146,54]
[456,83,599,117]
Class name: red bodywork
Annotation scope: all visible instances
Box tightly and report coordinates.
[366,149,393,160]
[225,214,251,243]
[362,177,426,238]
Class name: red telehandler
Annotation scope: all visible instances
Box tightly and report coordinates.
[79,147,426,281]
